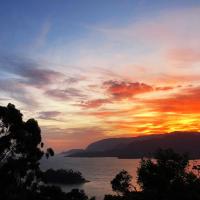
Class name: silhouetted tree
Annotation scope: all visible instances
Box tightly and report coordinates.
[0,103,92,200]
[106,149,200,200]
[137,148,200,200]
[111,170,133,196]
[0,103,54,199]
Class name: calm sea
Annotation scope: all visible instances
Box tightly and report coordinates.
[40,155,200,200]
[40,155,140,200]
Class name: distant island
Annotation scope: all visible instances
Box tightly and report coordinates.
[42,169,88,184]
[64,131,200,159]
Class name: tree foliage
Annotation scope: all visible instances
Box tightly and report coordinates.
[137,148,200,200]
[111,170,133,195]
[107,149,200,200]
[0,103,92,200]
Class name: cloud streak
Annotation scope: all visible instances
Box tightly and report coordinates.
[79,80,176,109]
[0,55,65,88]
[45,88,86,101]
[0,79,39,107]
[38,111,62,120]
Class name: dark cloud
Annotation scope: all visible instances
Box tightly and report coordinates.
[0,79,38,107]
[0,55,65,88]
[20,68,64,87]
[38,111,61,120]
[0,55,86,105]
[45,88,86,101]
[64,76,86,84]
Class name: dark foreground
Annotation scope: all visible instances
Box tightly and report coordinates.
[1,104,200,200]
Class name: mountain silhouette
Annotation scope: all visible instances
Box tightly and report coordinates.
[66,131,200,159]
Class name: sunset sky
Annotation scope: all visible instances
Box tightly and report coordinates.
[1,0,200,152]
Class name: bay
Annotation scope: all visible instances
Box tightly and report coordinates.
[40,155,140,200]
[40,155,200,200]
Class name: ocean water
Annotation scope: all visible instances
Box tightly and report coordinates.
[40,155,200,200]
[40,155,140,200]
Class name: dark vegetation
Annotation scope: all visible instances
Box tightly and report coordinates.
[111,170,133,196]
[0,104,94,200]
[42,168,88,184]
[1,103,200,200]
[105,149,200,200]
[67,132,200,159]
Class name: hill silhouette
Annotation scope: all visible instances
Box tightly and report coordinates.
[66,132,200,159]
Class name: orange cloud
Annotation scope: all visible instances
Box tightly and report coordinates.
[82,85,200,138]
[146,87,200,114]
[155,86,174,91]
[78,80,176,109]
[104,80,154,100]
